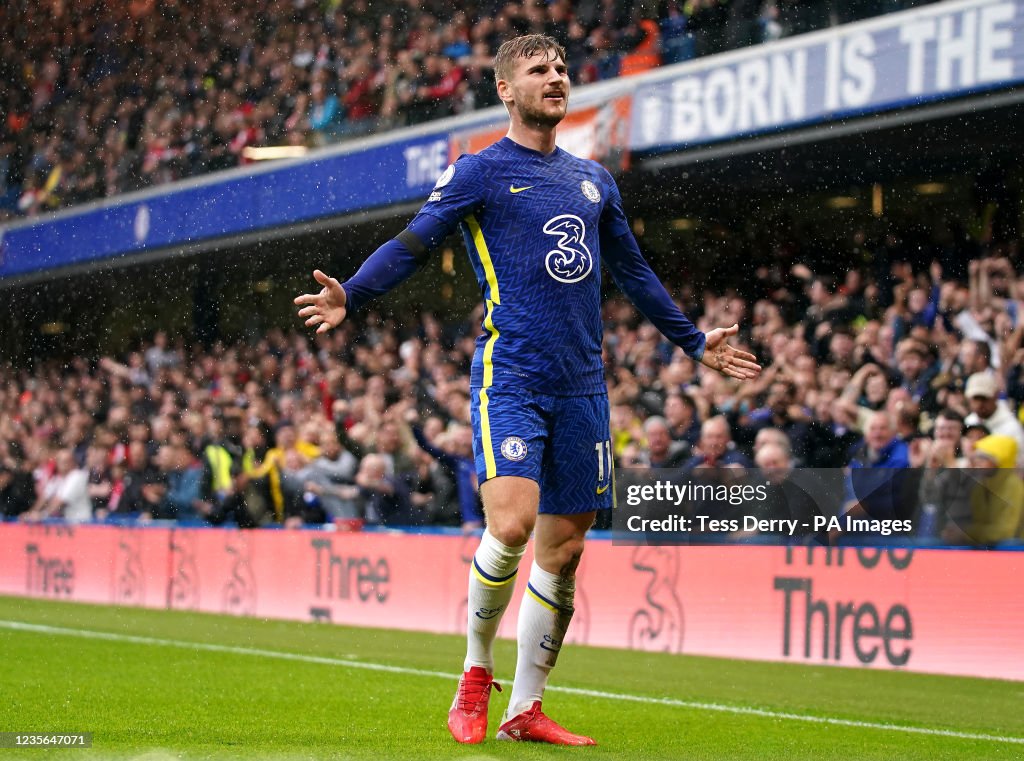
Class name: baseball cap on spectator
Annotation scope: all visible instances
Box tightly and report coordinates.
[965,373,997,399]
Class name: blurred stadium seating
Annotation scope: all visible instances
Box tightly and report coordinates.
[1,0,1023,548]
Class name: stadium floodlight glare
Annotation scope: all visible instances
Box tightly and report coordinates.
[242,145,309,161]
[39,321,67,335]
[826,196,859,209]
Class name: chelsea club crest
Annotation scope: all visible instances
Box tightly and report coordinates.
[500,436,528,461]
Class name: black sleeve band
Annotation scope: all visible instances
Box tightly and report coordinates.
[396,228,429,263]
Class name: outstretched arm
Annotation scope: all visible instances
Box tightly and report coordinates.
[599,172,760,380]
[601,228,761,380]
[294,215,452,333]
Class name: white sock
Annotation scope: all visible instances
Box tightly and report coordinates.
[507,561,575,717]
[464,530,526,673]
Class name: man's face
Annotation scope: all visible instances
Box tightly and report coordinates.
[767,383,790,414]
[700,422,728,460]
[969,395,997,419]
[321,436,341,459]
[755,446,790,484]
[498,49,570,128]
[664,396,691,427]
[933,417,962,446]
[865,373,888,403]
[56,450,75,474]
[959,342,979,371]
[377,423,400,453]
[276,426,296,449]
[866,415,894,452]
[897,351,923,381]
[646,424,670,457]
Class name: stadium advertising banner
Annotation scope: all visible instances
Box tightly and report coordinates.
[0,99,633,280]
[630,0,1024,151]
[0,134,453,280]
[2,523,1022,682]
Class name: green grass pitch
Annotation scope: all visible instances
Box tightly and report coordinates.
[1,595,1022,760]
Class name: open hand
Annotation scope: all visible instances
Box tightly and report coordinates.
[701,324,762,380]
[294,270,347,334]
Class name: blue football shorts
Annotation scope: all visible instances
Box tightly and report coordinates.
[470,385,613,515]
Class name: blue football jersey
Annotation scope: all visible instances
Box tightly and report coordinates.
[411,137,636,395]
[342,136,705,395]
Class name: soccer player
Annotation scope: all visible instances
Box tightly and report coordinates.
[295,34,761,746]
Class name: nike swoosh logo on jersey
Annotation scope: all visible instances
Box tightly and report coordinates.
[596,484,610,495]
[509,185,533,193]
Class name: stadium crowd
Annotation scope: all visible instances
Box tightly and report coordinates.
[2,0,942,218]
[3,226,1024,546]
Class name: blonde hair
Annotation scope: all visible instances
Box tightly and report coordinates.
[493,34,566,83]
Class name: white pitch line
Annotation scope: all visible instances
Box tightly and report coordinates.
[2,619,1022,747]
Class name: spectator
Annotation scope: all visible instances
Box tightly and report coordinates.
[753,427,791,460]
[942,435,1024,546]
[1,197,1022,550]
[0,444,38,519]
[963,373,1024,464]
[416,56,465,120]
[641,416,691,468]
[743,379,811,462]
[683,416,753,470]
[119,441,166,518]
[308,81,342,145]
[234,422,280,526]
[802,392,861,468]
[843,410,913,522]
[894,340,937,404]
[915,409,971,538]
[157,442,206,521]
[23,448,91,523]
[682,416,753,520]
[295,432,361,521]
[663,391,701,446]
[85,444,115,518]
[752,441,824,533]
[410,418,483,531]
[354,453,423,527]
[659,1,694,65]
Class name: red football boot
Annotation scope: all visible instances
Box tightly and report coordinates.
[496,701,596,746]
[447,666,501,744]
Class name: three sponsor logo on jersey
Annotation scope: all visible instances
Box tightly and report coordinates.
[428,166,603,284]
